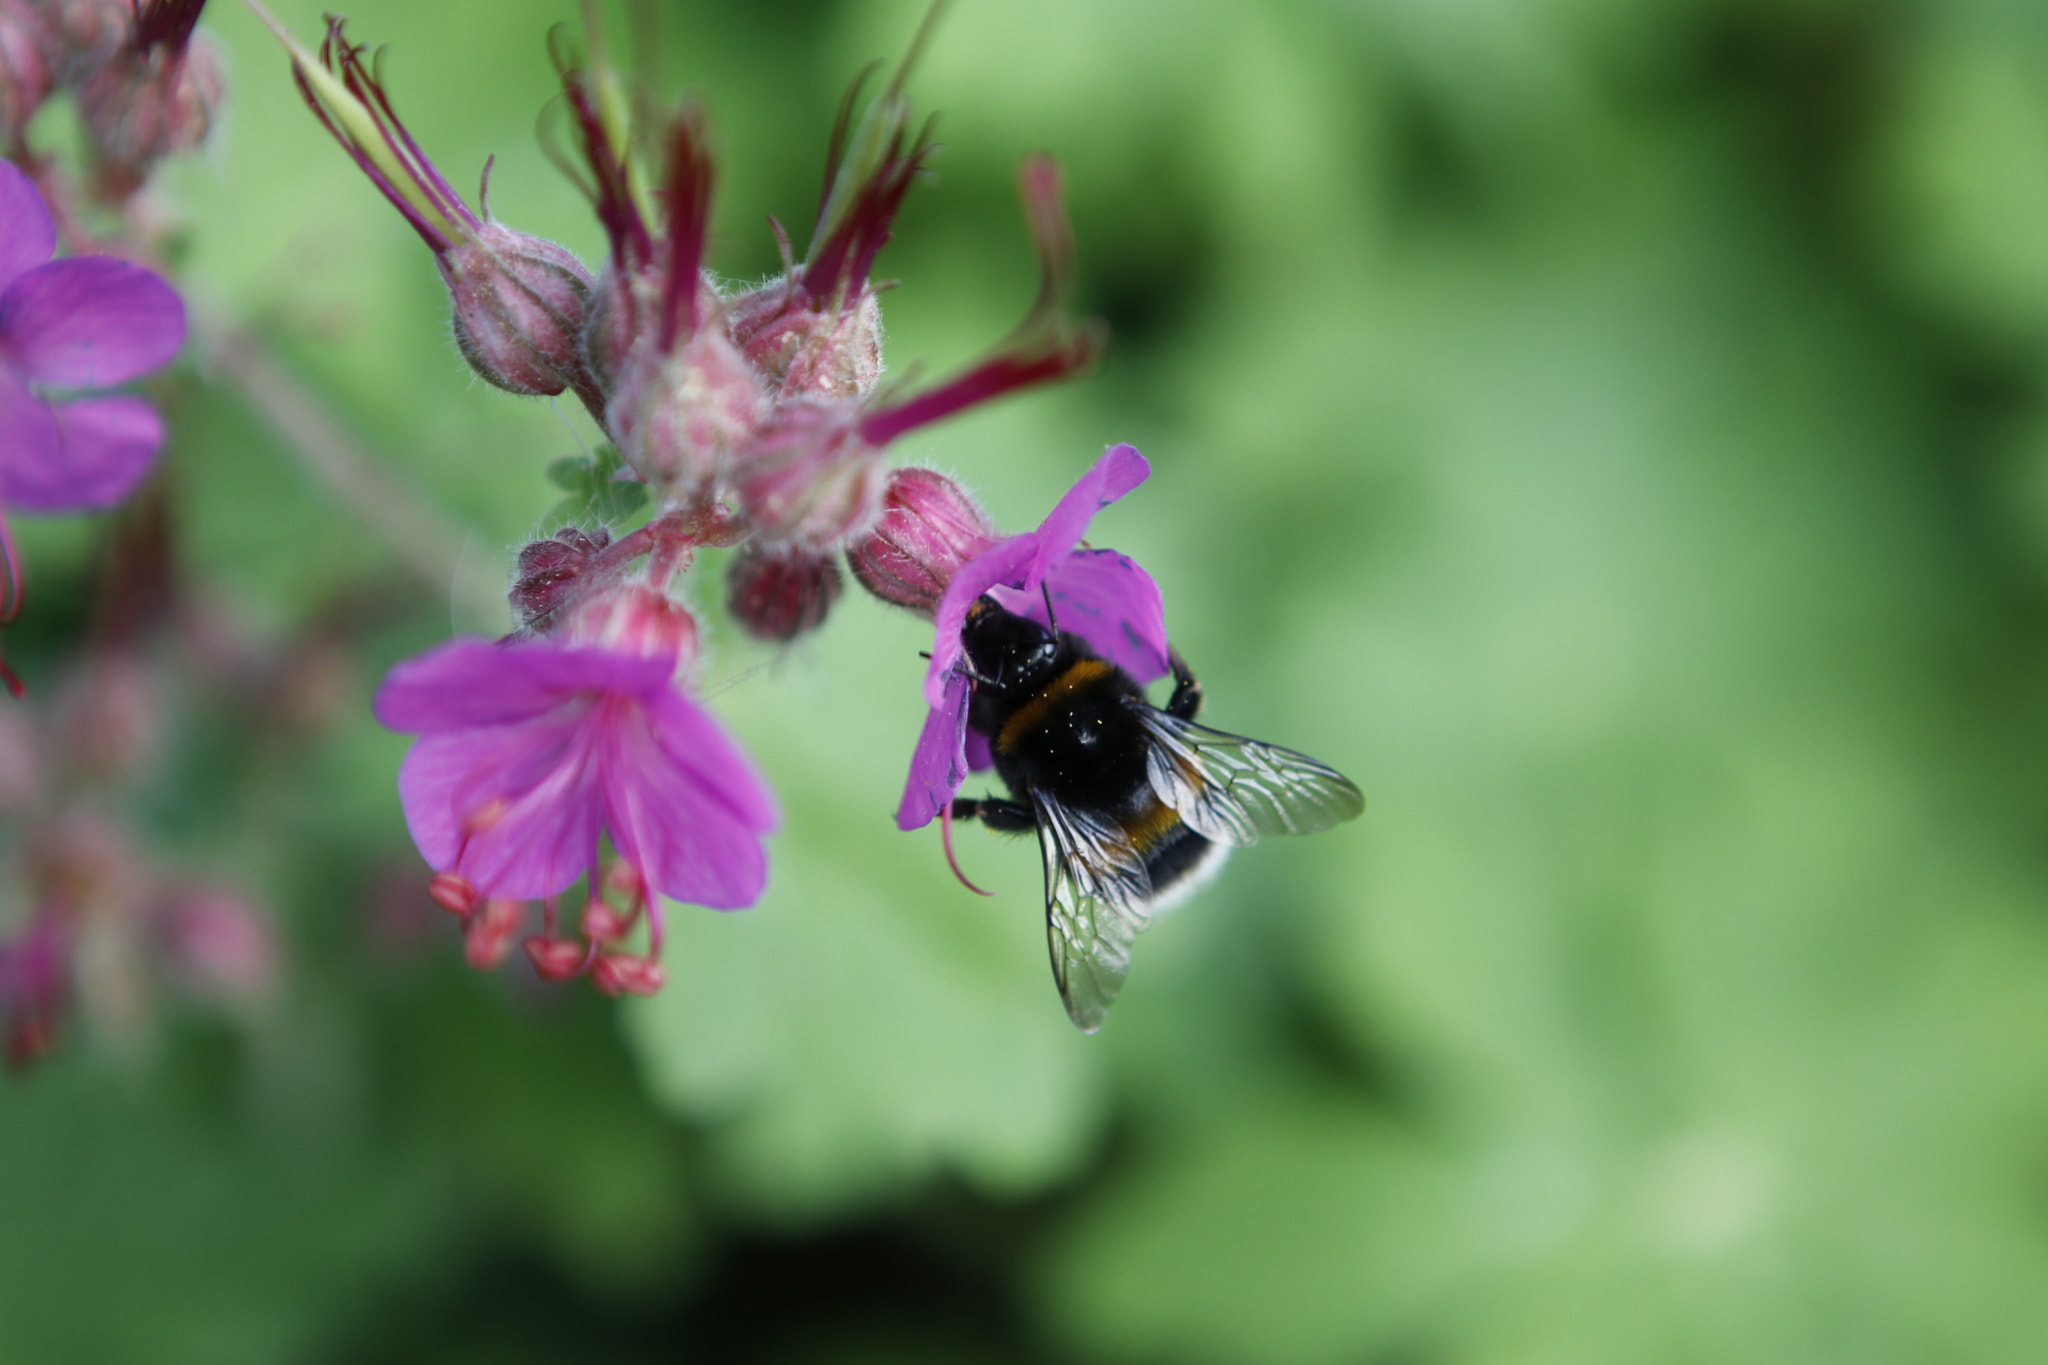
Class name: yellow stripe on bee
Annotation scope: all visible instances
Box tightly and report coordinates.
[1118,794,1184,853]
[996,659,1114,756]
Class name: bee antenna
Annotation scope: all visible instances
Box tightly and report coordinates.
[1040,582,1059,635]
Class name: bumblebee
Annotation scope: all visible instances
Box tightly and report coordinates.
[948,595,1364,1031]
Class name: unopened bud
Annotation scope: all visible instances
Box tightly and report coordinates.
[727,281,884,401]
[0,5,53,147]
[847,467,999,614]
[566,583,700,673]
[428,872,478,915]
[730,400,886,550]
[509,526,611,630]
[590,952,665,997]
[523,935,586,981]
[727,544,843,642]
[607,328,765,500]
[76,36,223,197]
[440,223,595,399]
[464,897,524,970]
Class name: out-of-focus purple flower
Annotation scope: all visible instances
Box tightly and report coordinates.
[897,444,1168,831]
[375,635,778,991]
[0,913,66,1071]
[151,884,279,1005]
[0,158,183,689]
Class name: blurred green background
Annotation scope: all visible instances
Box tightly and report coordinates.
[13,0,2048,1359]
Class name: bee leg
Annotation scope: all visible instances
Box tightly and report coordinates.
[1167,649,1204,721]
[951,796,1038,833]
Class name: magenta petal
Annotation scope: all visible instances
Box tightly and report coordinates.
[992,547,1169,684]
[1024,443,1148,586]
[965,726,993,773]
[0,369,60,493]
[609,691,778,909]
[377,639,673,733]
[398,717,604,901]
[0,395,163,511]
[898,671,973,831]
[923,534,1036,707]
[1,257,185,387]
[0,162,55,294]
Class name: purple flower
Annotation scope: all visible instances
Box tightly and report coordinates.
[375,636,779,989]
[897,443,1169,831]
[0,156,183,547]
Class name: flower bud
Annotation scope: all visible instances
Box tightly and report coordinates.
[439,223,596,399]
[727,281,884,401]
[606,326,765,502]
[729,400,887,550]
[590,952,665,997]
[565,583,701,675]
[76,36,223,196]
[726,544,843,642]
[509,526,611,630]
[0,5,53,147]
[464,897,524,971]
[847,467,999,614]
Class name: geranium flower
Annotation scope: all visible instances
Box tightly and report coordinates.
[0,157,184,690]
[375,637,778,910]
[897,443,1169,831]
[376,635,778,992]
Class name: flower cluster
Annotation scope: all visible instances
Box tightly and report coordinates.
[263,7,1169,994]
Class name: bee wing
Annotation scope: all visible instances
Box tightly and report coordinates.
[1031,789,1155,1033]
[1135,705,1365,845]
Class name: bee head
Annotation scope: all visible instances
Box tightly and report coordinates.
[959,596,1060,696]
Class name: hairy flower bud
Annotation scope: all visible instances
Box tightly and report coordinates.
[730,400,887,550]
[726,544,844,642]
[509,527,611,630]
[36,0,127,81]
[607,327,765,502]
[439,223,596,400]
[77,36,223,196]
[847,467,999,614]
[727,280,884,401]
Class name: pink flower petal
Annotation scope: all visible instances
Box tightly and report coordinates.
[0,256,185,388]
[607,691,776,908]
[992,547,1168,683]
[898,670,972,831]
[376,638,673,733]
[0,161,55,294]
[0,368,60,490]
[0,395,163,511]
[922,533,1035,708]
[1023,443,1148,586]
[397,714,605,901]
